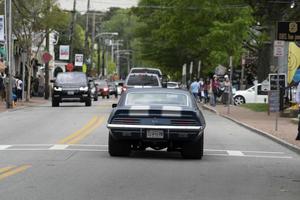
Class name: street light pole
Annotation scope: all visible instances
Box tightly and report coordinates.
[84,0,90,75]
[5,0,13,108]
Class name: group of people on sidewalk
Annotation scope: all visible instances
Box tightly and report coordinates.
[190,74,231,107]
[0,72,23,105]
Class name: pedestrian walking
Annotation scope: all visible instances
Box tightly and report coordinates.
[222,75,231,105]
[198,78,204,102]
[203,78,210,104]
[0,72,5,101]
[190,78,200,101]
[15,77,23,101]
[295,81,300,140]
[210,75,220,106]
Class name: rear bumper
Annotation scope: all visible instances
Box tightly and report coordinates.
[107,124,204,141]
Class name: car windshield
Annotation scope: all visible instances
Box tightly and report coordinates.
[127,74,160,86]
[125,92,188,106]
[130,69,161,77]
[56,73,87,85]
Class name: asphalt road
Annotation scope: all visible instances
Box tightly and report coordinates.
[0,98,299,200]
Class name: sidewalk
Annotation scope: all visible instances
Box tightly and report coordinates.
[202,103,300,154]
[0,97,49,112]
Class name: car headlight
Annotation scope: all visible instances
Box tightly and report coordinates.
[79,86,89,91]
[54,86,62,91]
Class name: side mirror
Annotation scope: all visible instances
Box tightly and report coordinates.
[112,103,117,108]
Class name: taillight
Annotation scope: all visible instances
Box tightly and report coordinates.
[122,87,127,92]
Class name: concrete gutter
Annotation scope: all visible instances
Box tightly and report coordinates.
[202,104,300,155]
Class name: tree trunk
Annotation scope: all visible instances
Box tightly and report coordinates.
[26,49,32,102]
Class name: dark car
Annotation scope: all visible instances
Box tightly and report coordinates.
[106,88,206,159]
[51,72,92,107]
[95,80,110,99]
[89,80,98,101]
[108,82,118,98]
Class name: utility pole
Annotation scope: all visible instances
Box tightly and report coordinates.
[44,0,50,100]
[84,0,90,75]
[69,0,77,64]
[91,12,96,76]
[5,0,13,108]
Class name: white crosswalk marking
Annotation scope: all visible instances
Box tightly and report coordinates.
[49,145,69,150]
[0,145,11,150]
[227,150,245,156]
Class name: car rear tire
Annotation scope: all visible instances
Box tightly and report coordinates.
[234,95,245,105]
[52,100,59,107]
[181,134,204,159]
[108,134,131,157]
[85,99,92,107]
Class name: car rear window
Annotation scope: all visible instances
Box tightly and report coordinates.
[130,69,161,77]
[127,74,160,86]
[56,73,87,85]
[126,93,188,106]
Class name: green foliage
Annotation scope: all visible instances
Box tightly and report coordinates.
[240,103,268,112]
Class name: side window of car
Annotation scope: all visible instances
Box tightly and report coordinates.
[257,85,268,95]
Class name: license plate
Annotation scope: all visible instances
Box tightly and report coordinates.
[67,91,74,95]
[146,130,164,139]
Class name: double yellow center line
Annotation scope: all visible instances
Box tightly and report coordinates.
[0,165,31,181]
[58,116,105,144]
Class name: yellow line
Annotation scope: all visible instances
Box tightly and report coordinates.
[0,166,15,174]
[0,165,31,181]
[58,116,98,144]
[67,116,105,144]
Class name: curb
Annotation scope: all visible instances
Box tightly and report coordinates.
[202,104,300,155]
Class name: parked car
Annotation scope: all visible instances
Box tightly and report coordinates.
[233,84,268,105]
[123,73,162,92]
[95,80,110,99]
[107,88,206,159]
[51,72,92,107]
[89,80,98,101]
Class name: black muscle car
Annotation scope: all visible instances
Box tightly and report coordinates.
[107,88,206,159]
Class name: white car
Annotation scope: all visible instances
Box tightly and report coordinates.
[233,84,268,105]
[167,81,180,89]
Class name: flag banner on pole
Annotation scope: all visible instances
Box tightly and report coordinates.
[288,42,300,83]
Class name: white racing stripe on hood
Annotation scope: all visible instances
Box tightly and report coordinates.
[129,106,151,110]
[161,106,183,111]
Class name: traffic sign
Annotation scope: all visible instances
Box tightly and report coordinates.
[273,40,285,57]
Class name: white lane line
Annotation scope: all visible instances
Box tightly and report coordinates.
[205,154,292,159]
[49,145,69,150]
[227,150,244,156]
[0,145,11,150]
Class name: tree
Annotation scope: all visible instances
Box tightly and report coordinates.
[12,0,68,101]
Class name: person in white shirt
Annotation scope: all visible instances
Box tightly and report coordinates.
[16,77,23,101]
[295,82,300,140]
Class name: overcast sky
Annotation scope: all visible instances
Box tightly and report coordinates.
[58,0,138,12]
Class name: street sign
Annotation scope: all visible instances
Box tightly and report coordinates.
[273,40,285,57]
[75,54,83,66]
[277,21,300,41]
[0,16,4,41]
[42,52,53,63]
[65,63,74,72]
[59,45,70,60]
[269,91,280,112]
[268,73,286,91]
